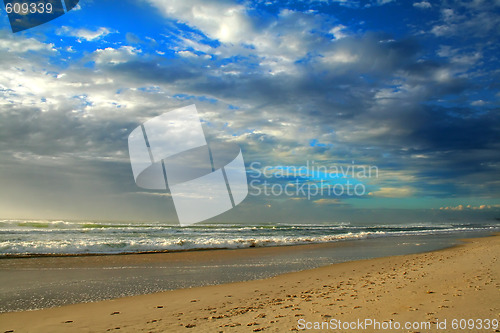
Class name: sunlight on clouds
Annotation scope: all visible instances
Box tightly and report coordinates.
[434,68,452,82]
[148,0,250,44]
[368,187,414,198]
[313,198,343,205]
[439,204,500,211]
[336,126,392,143]
[177,50,197,57]
[93,46,141,65]
[58,26,113,41]
[322,50,358,64]
[329,24,348,39]
[0,0,498,220]
[0,33,55,53]
[148,1,345,74]
[211,7,249,43]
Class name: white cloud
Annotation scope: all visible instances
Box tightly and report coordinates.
[439,204,500,210]
[413,1,431,9]
[471,100,486,106]
[437,46,482,71]
[134,192,172,197]
[329,24,348,39]
[313,198,343,205]
[430,4,500,38]
[365,0,395,7]
[368,187,414,198]
[430,9,458,36]
[146,0,251,44]
[321,50,358,64]
[431,25,450,36]
[177,50,198,57]
[0,32,55,53]
[147,1,349,74]
[376,0,394,4]
[58,26,113,41]
[93,46,141,65]
[442,8,455,21]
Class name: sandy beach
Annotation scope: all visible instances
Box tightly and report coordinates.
[0,234,498,332]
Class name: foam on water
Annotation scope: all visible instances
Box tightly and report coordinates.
[0,220,498,255]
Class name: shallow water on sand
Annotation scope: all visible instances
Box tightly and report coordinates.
[0,230,494,312]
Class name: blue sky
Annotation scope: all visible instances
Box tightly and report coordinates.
[0,0,499,223]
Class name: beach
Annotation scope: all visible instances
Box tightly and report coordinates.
[0,234,498,332]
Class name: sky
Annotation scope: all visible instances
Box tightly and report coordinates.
[0,0,499,224]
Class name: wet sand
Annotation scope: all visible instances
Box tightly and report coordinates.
[1,234,470,313]
[0,234,498,332]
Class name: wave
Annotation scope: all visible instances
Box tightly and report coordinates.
[1,219,497,230]
[0,221,498,255]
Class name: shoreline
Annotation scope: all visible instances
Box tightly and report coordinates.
[1,228,496,260]
[0,234,498,332]
[1,232,488,314]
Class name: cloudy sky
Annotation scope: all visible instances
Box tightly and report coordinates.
[0,0,499,224]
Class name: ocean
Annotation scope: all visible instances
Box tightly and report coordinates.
[1,219,499,312]
[1,219,499,256]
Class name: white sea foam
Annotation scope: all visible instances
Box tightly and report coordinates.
[0,220,498,255]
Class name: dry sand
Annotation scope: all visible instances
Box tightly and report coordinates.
[0,235,498,332]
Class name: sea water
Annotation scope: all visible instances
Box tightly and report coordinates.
[0,220,498,312]
[1,220,498,255]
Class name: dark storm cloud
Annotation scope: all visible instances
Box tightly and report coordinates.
[106,60,201,83]
[0,102,136,158]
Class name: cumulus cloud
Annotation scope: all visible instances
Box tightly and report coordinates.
[93,46,142,65]
[58,26,114,41]
[146,0,251,44]
[0,31,55,53]
[413,1,431,9]
[329,24,349,39]
[439,204,500,211]
[430,3,500,38]
[146,1,347,74]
